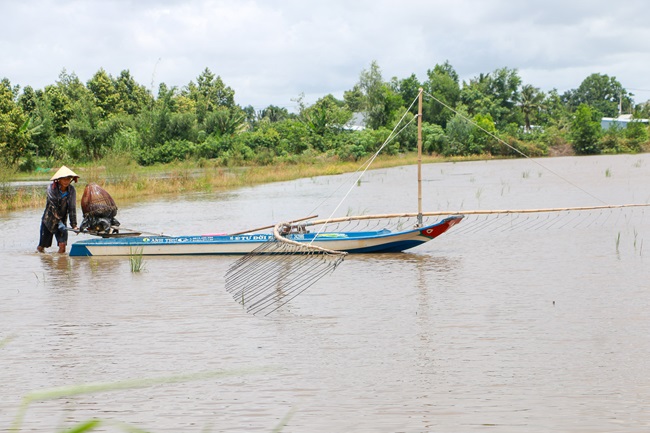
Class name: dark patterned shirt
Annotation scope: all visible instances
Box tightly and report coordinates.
[41,182,77,232]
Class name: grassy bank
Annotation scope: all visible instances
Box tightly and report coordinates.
[0,153,488,213]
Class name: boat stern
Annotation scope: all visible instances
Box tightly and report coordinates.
[69,243,92,256]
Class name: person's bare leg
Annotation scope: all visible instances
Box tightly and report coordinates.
[37,246,45,253]
[57,242,66,254]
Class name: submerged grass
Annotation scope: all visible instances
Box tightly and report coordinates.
[1,153,487,213]
[0,335,15,349]
[129,247,145,272]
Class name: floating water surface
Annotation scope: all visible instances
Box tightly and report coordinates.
[1,154,650,432]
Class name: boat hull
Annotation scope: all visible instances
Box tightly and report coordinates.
[69,216,463,257]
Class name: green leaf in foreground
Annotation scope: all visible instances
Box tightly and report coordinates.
[11,366,277,432]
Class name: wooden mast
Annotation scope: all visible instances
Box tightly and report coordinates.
[417,87,423,226]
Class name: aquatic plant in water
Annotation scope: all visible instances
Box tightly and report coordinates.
[129,247,145,272]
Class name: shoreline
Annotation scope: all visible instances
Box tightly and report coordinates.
[1,153,495,213]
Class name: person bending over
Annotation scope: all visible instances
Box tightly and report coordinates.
[37,165,79,254]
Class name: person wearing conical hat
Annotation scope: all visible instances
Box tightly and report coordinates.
[37,165,80,254]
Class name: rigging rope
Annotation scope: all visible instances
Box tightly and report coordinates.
[421,90,608,205]
[223,89,649,316]
[307,95,421,238]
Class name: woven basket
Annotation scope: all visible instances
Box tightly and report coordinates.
[81,183,118,218]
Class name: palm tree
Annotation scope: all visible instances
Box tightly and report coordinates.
[520,84,545,132]
[261,105,289,123]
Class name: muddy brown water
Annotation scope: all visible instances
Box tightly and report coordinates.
[1,154,650,432]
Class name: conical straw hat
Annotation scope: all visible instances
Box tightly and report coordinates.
[50,165,79,181]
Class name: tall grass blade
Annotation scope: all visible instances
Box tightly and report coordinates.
[129,247,145,272]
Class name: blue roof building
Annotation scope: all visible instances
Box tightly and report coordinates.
[601,114,649,130]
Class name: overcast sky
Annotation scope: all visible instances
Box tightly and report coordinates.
[3,0,650,111]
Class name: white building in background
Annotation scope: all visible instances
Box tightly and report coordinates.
[344,112,367,131]
[601,114,649,130]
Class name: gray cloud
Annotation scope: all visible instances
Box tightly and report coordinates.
[2,0,649,110]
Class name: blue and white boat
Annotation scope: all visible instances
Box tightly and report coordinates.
[70,89,466,259]
[69,215,463,257]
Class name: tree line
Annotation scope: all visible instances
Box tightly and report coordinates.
[1,60,649,171]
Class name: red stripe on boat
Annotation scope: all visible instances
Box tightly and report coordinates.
[419,216,463,239]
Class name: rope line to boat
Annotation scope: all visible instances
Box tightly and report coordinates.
[301,94,421,246]
[295,89,640,239]
[277,87,650,240]
[421,90,608,205]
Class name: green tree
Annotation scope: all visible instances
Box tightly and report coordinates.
[87,68,120,118]
[18,86,50,159]
[300,94,352,138]
[136,83,179,149]
[57,69,88,102]
[422,61,461,127]
[67,89,105,160]
[539,89,569,126]
[186,68,236,124]
[36,70,92,157]
[114,70,152,115]
[21,88,53,158]
[43,85,73,135]
[624,120,649,149]
[0,79,30,165]
[519,84,545,132]
[18,85,38,115]
[634,100,650,119]
[390,73,421,112]
[473,113,499,154]
[571,104,602,154]
[241,105,258,128]
[204,106,247,137]
[167,112,198,142]
[421,122,446,154]
[564,73,631,117]
[273,119,312,154]
[358,61,384,128]
[343,84,364,112]
[260,105,289,123]
[356,61,404,129]
[461,67,521,128]
[444,109,477,156]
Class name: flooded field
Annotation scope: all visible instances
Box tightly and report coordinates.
[1,154,650,432]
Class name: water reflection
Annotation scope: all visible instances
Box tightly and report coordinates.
[39,252,71,273]
[37,253,78,290]
[37,254,130,290]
